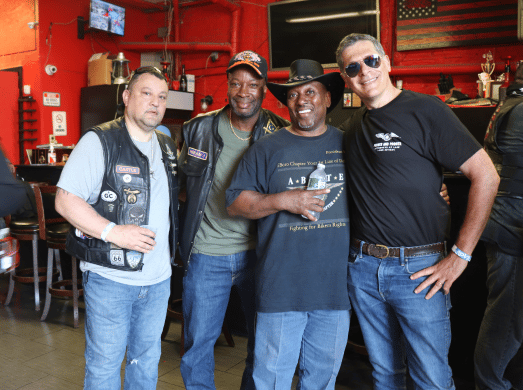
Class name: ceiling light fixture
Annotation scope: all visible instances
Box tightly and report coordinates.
[286,10,377,24]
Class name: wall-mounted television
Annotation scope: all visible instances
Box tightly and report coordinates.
[268,0,379,70]
[89,0,126,36]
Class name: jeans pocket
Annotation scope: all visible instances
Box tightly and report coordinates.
[348,247,359,264]
[404,253,444,274]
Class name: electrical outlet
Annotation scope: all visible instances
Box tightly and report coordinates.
[49,135,56,144]
[210,52,219,62]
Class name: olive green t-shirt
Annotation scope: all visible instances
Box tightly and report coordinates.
[192,111,256,255]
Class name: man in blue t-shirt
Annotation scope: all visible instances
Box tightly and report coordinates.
[336,33,500,389]
[226,59,350,390]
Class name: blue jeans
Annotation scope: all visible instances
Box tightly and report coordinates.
[253,310,350,390]
[348,243,454,390]
[180,251,256,390]
[474,244,523,390]
[82,271,170,390]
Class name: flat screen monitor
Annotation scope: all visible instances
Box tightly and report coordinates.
[268,0,378,70]
[89,0,126,36]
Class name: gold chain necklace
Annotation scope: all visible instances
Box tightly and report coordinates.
[228,110,252,141]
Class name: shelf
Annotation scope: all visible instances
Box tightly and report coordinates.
[167,90,194,111]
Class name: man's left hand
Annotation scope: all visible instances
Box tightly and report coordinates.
[440,183,450,205]
[410,253,468,299]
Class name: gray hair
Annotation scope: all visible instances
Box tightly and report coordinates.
[335,34,386,71]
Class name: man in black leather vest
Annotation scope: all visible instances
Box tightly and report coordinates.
[178,51,289,390]
[475,65,523,390]
[56,67,178,389]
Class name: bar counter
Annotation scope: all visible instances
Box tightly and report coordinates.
[15,164,64,185]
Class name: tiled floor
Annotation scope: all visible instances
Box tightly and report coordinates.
[0,273,375,390]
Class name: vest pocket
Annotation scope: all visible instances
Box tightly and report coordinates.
[182,157,208,177]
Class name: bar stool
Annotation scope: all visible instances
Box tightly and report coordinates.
[4,183,61,311]
[0,234,20,274]
[33,185,83,328]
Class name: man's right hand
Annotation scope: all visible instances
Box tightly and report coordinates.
[106,225,156,253]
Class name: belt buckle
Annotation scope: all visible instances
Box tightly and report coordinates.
[374,244,389,259]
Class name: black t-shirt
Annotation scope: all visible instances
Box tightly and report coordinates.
[226,126,350,313]
[345,90,481,247]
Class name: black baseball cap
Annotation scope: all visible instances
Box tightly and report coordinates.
[226,50,268,80]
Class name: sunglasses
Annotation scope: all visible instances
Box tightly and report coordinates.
[129,66,166,82]
[344,54,381,78]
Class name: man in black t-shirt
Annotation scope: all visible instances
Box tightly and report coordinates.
[335,33,500,389]
[226,59,350,390]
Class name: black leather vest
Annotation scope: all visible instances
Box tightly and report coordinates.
[66,117,179,271]
[484,96,523,196]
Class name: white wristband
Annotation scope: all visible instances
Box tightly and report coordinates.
[451,244,471,262]
[101,222,116,242]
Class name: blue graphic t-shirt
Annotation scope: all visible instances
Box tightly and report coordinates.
[226,126,350,313]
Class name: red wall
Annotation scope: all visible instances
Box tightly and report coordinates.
[177,0,523,118]
[0,0,151,163]
[1,0,523,164]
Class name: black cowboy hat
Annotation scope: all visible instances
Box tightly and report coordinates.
[267,59,345,113]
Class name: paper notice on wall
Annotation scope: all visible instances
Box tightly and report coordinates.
[43,92,60,106]
[52,111,67,136]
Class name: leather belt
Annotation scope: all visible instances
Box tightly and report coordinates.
[351,238,445,259]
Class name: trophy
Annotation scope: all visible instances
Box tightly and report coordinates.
[481,51,495,78]
[478,51,495,96]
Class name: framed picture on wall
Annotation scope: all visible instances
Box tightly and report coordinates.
[396,0,518,51]
[343,92,352,108]
[343,92,362,108]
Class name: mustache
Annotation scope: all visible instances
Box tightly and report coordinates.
[295,105,314,112]
[232,97,255,104]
